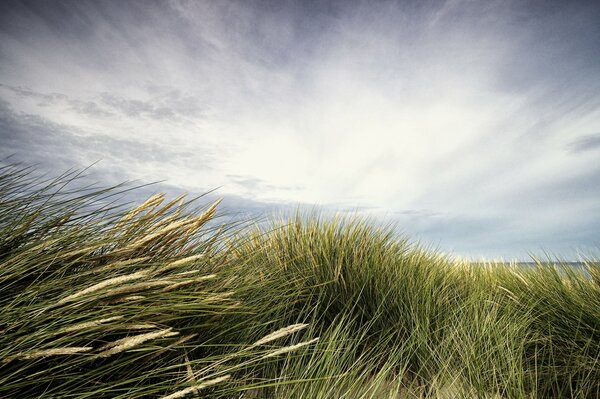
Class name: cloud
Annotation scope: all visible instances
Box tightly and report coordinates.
[567,134,600,154]
[1,0,599,259]
[0,83,205,122]
[226,174,304,194]
[68,99,114,118]
[0,98,294,222]
[98,90,206,123]
[0,83,68,106]
[0,100,213,183]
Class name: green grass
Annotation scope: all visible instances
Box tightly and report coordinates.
[0,165,598,398]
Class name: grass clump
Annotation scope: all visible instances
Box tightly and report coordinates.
[0,165,315,398]
[0,164,599,398]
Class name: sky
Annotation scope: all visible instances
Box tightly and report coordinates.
[1,0,599,260]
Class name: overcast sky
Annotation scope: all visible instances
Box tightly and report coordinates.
[1,0,599,260]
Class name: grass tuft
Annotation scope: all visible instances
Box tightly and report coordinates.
[0,164,598,398]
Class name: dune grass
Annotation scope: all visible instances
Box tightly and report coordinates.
[0,165,598,398]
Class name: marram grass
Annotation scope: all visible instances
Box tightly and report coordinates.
[0,165,598,398]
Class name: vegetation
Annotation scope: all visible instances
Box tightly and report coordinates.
[0,164,598,398]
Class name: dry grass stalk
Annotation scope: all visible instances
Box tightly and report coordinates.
[154,233,184,251]
[114,193,165,229]
[250,323,308,347]
[160,375,231,399]
[124,295,146,300]
[152,213,180,230]
[122,323,158,330]
[184,351,195,381]
[157,254,204,273]
[60,316,124,333]
[58,270,149,305]
[0,239,59,268]
[25,238,61,253]
[98,328,179,357]
[199,198,221,218]
[109,295,146,304]
[58,245,99,259]
[149,194,187,220]
[172,334,198,348]
[262,337,319,359]
[147,334,198,361]
[100,280,175,299]
[183,351,199,397]
[204,292,235,303]
[174,270,201,277]
[160,275,217,293]
[10,210,41,238]
[4,347,93,363]
[125,217,199,250]
[141,200,220,251]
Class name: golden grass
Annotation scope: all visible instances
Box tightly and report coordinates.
[160,375,231,399]
[98,329,180,358]
[57,270,149,305]
[250,324,309,347]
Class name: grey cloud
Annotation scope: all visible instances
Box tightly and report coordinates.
[67,99,114,118]
[100,94,163,119]
[99,91,206,123]
[0,99,81,172]
[567,134,600,154]
[0,83,68,106]
[0,99,290,219]
[0,101,212,181]
[1,83,113,117]
[0,83,205,122]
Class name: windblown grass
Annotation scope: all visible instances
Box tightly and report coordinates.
[0,164,598,398]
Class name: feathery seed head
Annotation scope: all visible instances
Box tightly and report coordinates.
[57,270,149,305]
[100,280,175,299]
[115,193,166,229]
[156,254,204,274]
[262,338,319,358]
[98,328,179,357]
[160,375,231,399]
[4,347,93,363]
[250,323,309,347]
[160,275,217,292]
[60,316,124,333]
